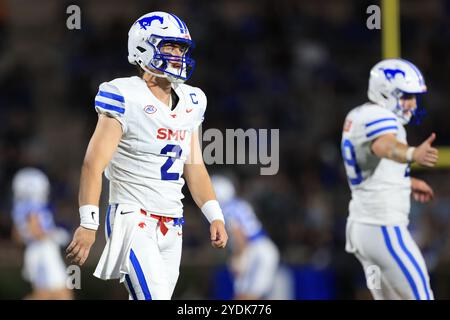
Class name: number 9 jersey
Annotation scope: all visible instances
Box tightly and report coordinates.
[341,103,411,225]
[94,76,206,217]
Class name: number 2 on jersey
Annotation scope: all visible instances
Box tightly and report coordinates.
[160,144,182,180]
[341,139,363,185]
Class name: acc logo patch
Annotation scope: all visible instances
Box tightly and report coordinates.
[144,105,157,114]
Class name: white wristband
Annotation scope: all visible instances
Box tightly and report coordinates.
[406,147,416,163]
[201,200,225,224]
[79,205,100,231]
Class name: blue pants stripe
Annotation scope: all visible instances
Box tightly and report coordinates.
[381,226,420,300]
[394,226,430,300]
[129,249,152,300]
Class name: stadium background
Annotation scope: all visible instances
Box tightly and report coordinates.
[1,0,450,299]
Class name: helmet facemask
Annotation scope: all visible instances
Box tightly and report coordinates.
[140,35,195,83]
[409,93,427,125]
[391,91,427,125]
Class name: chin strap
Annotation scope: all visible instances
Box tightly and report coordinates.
[138,61,186,84]
[138,61,167,79]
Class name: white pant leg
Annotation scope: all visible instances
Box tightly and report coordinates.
[392,225,434,299]
[235,237,280,298]
[106,204,139,300]
[123,214,182,300]
[353,250,402,300]
[158,218,183,297]
[346,221,433,300]
[24,238,67,290]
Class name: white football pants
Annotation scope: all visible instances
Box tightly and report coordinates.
[105,204,183,300]
[346,220,433,300]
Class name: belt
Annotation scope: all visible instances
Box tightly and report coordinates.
[140,209,184,236]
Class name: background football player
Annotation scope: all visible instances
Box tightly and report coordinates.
[11,168,72,300]
[341,59,438,300]
[212,174,280,300]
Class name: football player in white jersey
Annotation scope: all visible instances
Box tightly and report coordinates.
[66,12,228,300]
[211,175,280,300]
[341,59,438,300]
[11,168,73,300]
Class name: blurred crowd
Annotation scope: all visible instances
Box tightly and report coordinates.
[1,0,450,299]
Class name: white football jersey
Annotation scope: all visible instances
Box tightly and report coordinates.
[94,76,206,217]
[222,198,265,241]
[341,103,411,225]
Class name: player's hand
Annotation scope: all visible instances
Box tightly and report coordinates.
[210,220,228,249]
[411,178,434,203]
[66,226,96,266]
[413,133,439,167]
